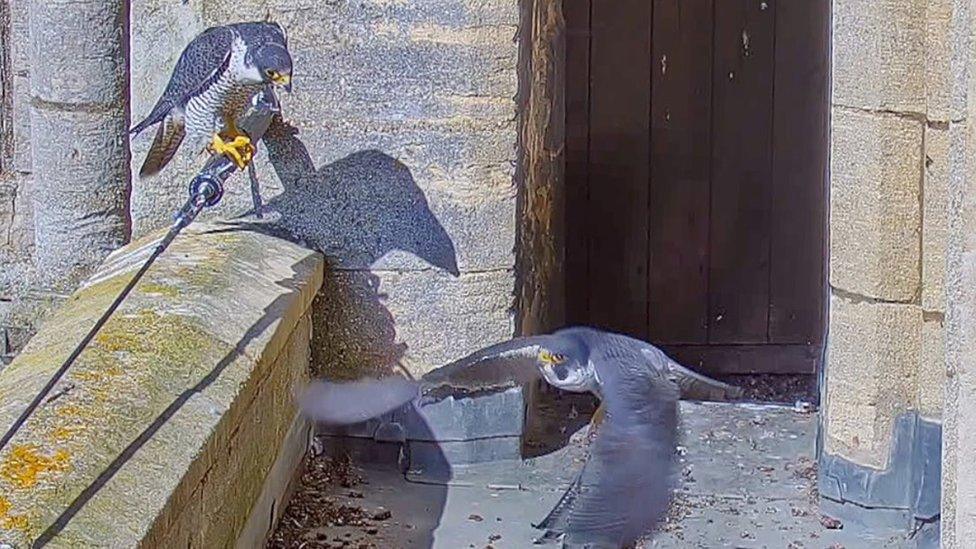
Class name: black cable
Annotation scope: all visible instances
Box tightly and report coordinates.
[0,195,205,455]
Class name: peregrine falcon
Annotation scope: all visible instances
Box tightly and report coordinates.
[130,21,293,178]
[299,326,743,547]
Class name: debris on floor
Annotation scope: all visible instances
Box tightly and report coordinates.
[267,456,383,549]
[718,373,818,404]
[271,397,909,548]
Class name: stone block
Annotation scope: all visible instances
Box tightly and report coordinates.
[926,0,962,121]
[0,222,323,546]
[918,315,946,418]
[829,108,922,301]
[832,0,926,113]
[0,182,14,251]
[0,172,33,255]
[245,132,516,273]
[923,125,950,312]
[10,0,31,173]
[824,294,921,469]
[313,268,515,380]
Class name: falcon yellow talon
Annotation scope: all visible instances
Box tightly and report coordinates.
[209,133,255,170]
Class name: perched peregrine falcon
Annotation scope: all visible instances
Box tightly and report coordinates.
[299,326,743,548]
[130,21,293,178]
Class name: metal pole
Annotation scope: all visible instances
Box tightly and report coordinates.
[0,87,281,455]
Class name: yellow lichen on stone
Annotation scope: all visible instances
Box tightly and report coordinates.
[94,328,148,354]
[139,282,181,298]
[55,405,83,418]
[1,512,29,532]
[48,426,81,443]
[0,444,71,489]
[0,495,29,532]
[0,222,325,545]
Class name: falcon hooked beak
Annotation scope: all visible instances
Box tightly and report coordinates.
[538,348,566,367]
[268,70,292,92]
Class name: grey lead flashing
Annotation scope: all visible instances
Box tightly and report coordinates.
[820,412,942,524]
[318,386,526,442]
[318,386,528,471]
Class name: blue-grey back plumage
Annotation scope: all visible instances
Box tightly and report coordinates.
[130,26,234,136]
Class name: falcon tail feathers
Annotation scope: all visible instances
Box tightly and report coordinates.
[139,114,185,178]
[665,357,744,401]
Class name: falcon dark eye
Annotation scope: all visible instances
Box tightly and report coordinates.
[265,69,275,77]
[552,363,569,380]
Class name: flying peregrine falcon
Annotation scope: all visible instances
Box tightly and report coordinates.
[299,326,743,547]
[130,21,293,178]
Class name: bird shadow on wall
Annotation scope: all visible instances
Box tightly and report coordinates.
[209,119,457,545]
[218,118,460,381]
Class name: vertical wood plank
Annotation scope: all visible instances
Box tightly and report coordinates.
[768,0,829,345]
[564,0,591,326]
[587,0,652,338]
[708,0,776,344]
[648,0,713,344]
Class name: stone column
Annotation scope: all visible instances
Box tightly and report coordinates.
[942,0,976,545]
[28,0,131,289]
[820,0,946,534]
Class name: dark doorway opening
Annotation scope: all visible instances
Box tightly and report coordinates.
[564,0,829,397]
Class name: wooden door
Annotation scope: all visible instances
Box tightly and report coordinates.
[564,0,830,375]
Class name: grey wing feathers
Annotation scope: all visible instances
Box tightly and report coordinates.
[554,363,679,546]
[130,25,235,135]
[419,336,547,395]
[534,469,584,540]
[299,376,421,425]
[298,337,545,426]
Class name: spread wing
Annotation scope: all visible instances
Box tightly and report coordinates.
[299,376,421,425]
[130,25,235,135]
[298,337,547,425]
[419,336,549,395]
[540,354,679,546]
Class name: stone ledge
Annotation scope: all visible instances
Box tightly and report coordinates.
[0,222,324,547]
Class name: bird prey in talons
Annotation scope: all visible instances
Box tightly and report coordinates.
[299,326,743,548]
[130,21,293,178]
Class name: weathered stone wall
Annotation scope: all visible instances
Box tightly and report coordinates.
[0,0,43,365]
[0,0,131,365]
[941,0,976,545]
[819,0,958,533]
[129,0,561,377]
[824,0,953,470]
[0,223,323,546]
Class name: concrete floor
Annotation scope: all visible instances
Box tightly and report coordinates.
[283,400,913,548]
